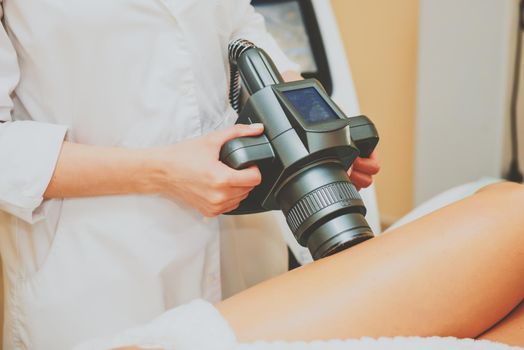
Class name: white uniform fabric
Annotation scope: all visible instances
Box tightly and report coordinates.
[75,299,521,350]
[0,0,297,349]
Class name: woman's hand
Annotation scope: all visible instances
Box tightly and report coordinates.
[348,151,380,191]
[150,124,264,217]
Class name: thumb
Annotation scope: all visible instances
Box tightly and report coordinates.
[212,123,264,145]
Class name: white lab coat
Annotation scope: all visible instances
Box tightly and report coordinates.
[0,0,297,348]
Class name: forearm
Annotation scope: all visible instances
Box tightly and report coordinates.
[43,142,161,199]
[43,124,263,217]
[217,182,524,341]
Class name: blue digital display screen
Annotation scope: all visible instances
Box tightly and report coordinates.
[283,87,338,124]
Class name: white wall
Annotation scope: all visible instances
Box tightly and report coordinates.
[414,0,519,204]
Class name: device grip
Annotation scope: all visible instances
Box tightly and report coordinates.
[348,115,379,158]
[219,134,275,216]
[219,134,275,170]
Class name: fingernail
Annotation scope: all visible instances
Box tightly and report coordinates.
[250,123,263,129]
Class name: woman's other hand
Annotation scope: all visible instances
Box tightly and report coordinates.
[348,151,380,191]
[150,124,263,217]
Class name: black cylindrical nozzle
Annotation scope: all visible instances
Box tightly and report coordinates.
[276,161,374,260]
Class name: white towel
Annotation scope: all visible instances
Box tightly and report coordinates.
[74,299,236,350]
[75,299,521,350]
[239,338,522,350]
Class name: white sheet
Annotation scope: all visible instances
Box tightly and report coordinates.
[75,299,521,350]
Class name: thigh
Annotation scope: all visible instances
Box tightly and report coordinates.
[478,299,524,347]
[217,182,524,342]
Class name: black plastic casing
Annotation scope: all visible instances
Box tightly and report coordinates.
[220,47,379,259]
[220,78,379,213]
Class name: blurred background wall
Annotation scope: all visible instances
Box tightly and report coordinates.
[330,0,522,225]
[331,0,420,226]
[414,0,518,205]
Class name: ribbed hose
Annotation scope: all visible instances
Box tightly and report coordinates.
[228,39,257,113]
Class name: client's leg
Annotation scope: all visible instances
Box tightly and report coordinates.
[217,182,524,343]
[478,300,524,347]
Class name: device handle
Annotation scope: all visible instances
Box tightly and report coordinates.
[219,134,275,216]
[219,134,275,170]
[348,115,379,158]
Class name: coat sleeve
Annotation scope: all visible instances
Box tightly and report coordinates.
[0,4,67,223]
[229,0,300,73]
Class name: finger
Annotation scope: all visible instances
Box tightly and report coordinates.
[350,171,373,190]
[224,186,253,199]
[223,192,250,210]
[211,123,264,145]
[225,165,262,187]
[212,192,250,215]
[206,185,250,207]
[352,156,380,176]
[222,192,251,213]
[222,202,241,214]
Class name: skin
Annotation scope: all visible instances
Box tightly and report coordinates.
[43,70,380,216]
[479,300,524,346]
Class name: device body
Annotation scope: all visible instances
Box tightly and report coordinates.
[220,46,379,259]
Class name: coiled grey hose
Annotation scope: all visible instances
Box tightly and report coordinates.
[228,39,257,113]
